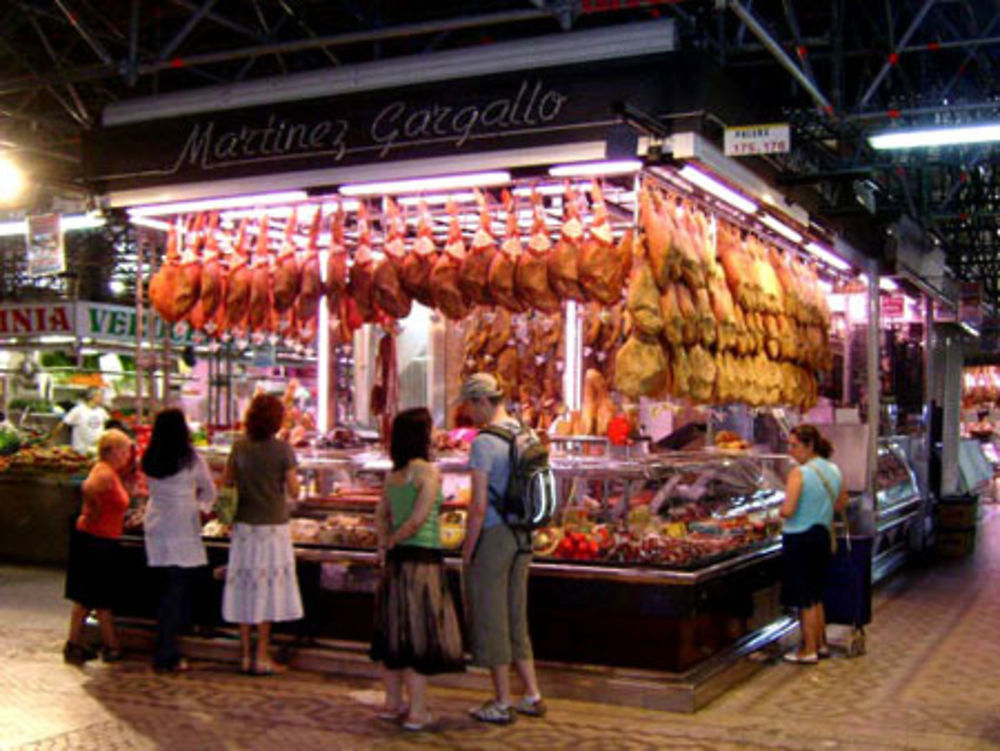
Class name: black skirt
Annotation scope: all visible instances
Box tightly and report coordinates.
[781,524,831,609]
[370,546,465,675]
[64,529,122,610]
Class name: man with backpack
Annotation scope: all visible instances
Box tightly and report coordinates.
[460,373,548,725]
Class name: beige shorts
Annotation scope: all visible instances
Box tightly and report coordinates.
[464,524,533,667]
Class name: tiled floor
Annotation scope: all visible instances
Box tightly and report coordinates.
[2,513,998,751]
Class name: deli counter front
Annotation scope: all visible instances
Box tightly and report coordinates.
[110,444,796,711]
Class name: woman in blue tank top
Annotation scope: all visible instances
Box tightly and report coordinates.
[370,408,464,731]
[780,424,847,664]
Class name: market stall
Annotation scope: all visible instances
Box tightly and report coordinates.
[75,20,911,709]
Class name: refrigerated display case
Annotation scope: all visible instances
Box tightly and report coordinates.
[871,436,925,580]
[113,446,797,710]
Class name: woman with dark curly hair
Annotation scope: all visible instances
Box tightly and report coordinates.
[221,393,303,675]
[371,408,464,731]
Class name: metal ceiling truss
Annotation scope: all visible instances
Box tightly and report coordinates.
[1,1,999,300]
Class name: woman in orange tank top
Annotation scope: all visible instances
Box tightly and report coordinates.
[63,429,137,665]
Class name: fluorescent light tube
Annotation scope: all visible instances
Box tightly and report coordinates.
[869,123,1000,150]
[128,191,308,217]
[397,192,477,207]
[879,277,898,292]
[129,216,172,232]
[804,242,851,271]
[678,165,757,214]
[339,171,510,197]
[759,214,803,243]
[548,160,642,177]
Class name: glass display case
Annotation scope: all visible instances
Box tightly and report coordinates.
[875,437,921,514]
[199,446,793,575]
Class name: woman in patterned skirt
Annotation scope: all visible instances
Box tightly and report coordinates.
[221,394,303,675]
[371,408,465,731]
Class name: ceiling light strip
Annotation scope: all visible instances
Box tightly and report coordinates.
[759,214,803,243]
[869,123,1000,150]
[128,191,309,217]
[339,171,511,196]
[677,165,757,214]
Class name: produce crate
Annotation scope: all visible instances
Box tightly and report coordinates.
[934,528,976,559]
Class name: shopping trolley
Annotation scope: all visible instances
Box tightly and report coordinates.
[823,526,873,658]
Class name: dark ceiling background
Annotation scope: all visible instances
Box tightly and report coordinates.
[1,1,999,299]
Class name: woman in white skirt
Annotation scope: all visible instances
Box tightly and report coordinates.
[221,393,303,675]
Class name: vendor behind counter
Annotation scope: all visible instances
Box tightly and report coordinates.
[52,388,110,455]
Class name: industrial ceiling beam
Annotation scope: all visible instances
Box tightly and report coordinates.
[27,13,90,127]
[727,0,834,114]
[857,0,937,108]
[0,8,554,94]
[158,0,219,61]
[52,0,114,67]
[169,0,269,43]
[939,16,1000,101]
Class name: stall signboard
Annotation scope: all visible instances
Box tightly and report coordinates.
[82,49,750,194]
[25,214,65,277]
[79,302,194,345]
[723,123,790,157]
[934,299,957,323]
[0,303,74,337]
[0,302,191,345]
[882,295,905,320]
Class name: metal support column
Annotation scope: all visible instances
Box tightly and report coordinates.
[867,262,881,497]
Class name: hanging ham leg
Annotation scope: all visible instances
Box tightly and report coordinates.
[325,202,349,313]
[175,213,204,321]
[225,217,252,335]
[372,196,412,319]
[488,189,527,313]
[430,201,471,320]
[348,203,378,323]
[198,212,224,335]
[295,205,323,339]
[248,215,272,333]
[149,222,185,322]
[548,183,585,301]
[458,188,497,305]
[515,191,560,313]
[272,208,301,313]
[400,200,438,308]
[580,180,629,305]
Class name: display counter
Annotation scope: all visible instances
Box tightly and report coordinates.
[871,436,925,581]
[107,447,795,710]
[0,473,83,565]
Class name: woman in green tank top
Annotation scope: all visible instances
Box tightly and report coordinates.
[371,408,464,731]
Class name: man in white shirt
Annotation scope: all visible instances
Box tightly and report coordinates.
[54,388,110,455]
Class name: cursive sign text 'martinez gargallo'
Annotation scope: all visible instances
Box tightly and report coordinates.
[169,79,569,173]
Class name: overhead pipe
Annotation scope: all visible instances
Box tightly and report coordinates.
[858,0,937,108]
[727,0,834,115]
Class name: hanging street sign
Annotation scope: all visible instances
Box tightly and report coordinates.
[25,214,66,277]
